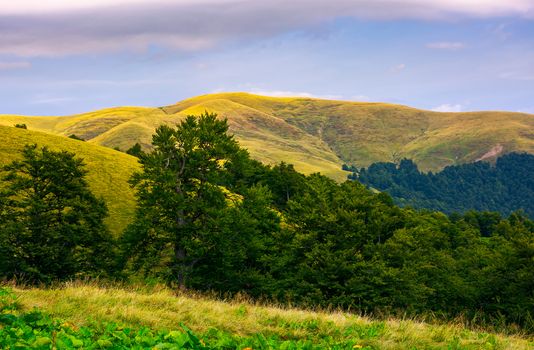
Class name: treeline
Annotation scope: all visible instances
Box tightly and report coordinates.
[350,154,534,218]
[1,113,533,332]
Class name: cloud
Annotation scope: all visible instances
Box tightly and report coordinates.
[493,23,512,40]
[499,72,534,81]
[391,63,406,73]
[30,96,77,105]
[1,0,533,57]
[426,42,465,50]
[248,90,343,100]
[0,0,157,14]
[432,104,463,112]
[351,94,371,101]
[248,90,375,101]
[0,61,31,70]
[3,0,533,17]
[50,78,177,87]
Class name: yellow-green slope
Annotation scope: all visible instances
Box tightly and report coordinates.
[0,126,139,235]
[2,93,533,177]
[165,93,534,171]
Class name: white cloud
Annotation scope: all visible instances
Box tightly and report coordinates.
[493,23,512,40]
[2,0,533,17]
[248,90,376,102]
[0,61,31,70]
[30,96,76,105]
[1,0,534,57]
[351,94,371,101]
[432,103,463,112]
[249,90,316,98]
[0,0,168,14]
[248,90,343,100]
[391,63,406,73]
[499,72,534,81]
[426,42,465,50]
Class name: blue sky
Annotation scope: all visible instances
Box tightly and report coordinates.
[0,0,533,115]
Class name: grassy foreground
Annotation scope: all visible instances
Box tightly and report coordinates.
[7,283,533,349]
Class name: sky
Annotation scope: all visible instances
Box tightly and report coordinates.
[0,0,533,115]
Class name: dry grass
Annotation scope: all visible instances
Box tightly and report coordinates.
[11,283,533,349]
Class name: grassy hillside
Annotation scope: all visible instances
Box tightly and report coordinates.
[2,93,533,179]
[10,283,532,349]
[0,126,139,235]
[164,93,534,171]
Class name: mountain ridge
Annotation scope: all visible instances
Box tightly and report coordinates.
[1,92,533,181]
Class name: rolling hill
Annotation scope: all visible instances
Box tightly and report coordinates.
[0,125,139,235]
[1,93,533,181]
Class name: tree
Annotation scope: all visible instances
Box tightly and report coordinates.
[262,162,307,209]
[126,143,144,158]
[188,184,280,294]
[354,153,534,218]
[68,134,85,141]
[124,112,247,288]
[0,145,114,283]
[277,174,406,308]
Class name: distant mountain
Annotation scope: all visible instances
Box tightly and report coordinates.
[1,92,533,181]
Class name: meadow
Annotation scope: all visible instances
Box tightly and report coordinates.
[1,283,532,349]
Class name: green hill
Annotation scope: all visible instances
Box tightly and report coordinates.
[0,125,139,235]
[1,93,533,181]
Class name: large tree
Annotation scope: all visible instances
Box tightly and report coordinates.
[124,112,261,288]
[0,145,113,283]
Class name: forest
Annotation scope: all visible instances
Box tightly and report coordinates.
[0,113,533,333]
[350,153,534,218]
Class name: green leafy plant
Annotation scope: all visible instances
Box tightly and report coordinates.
[0,288,379,349]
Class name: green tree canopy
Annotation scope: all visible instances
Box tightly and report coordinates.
[354,153,534,217]
[126,143,144,158]
[0,145,114,283]
[123,112,278,290]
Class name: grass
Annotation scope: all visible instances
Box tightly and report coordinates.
[8,282,533,349]
[3,92,532,179]
[0,125,139,235]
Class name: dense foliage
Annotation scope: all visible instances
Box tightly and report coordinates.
[126,142,144,158]
[0,145,114,283]
[351,153,534,217]
[1,115,533,334]
[121,113,276,291]
[120,114,533,331]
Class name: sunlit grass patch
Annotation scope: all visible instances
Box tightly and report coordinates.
[10,283,533,349]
